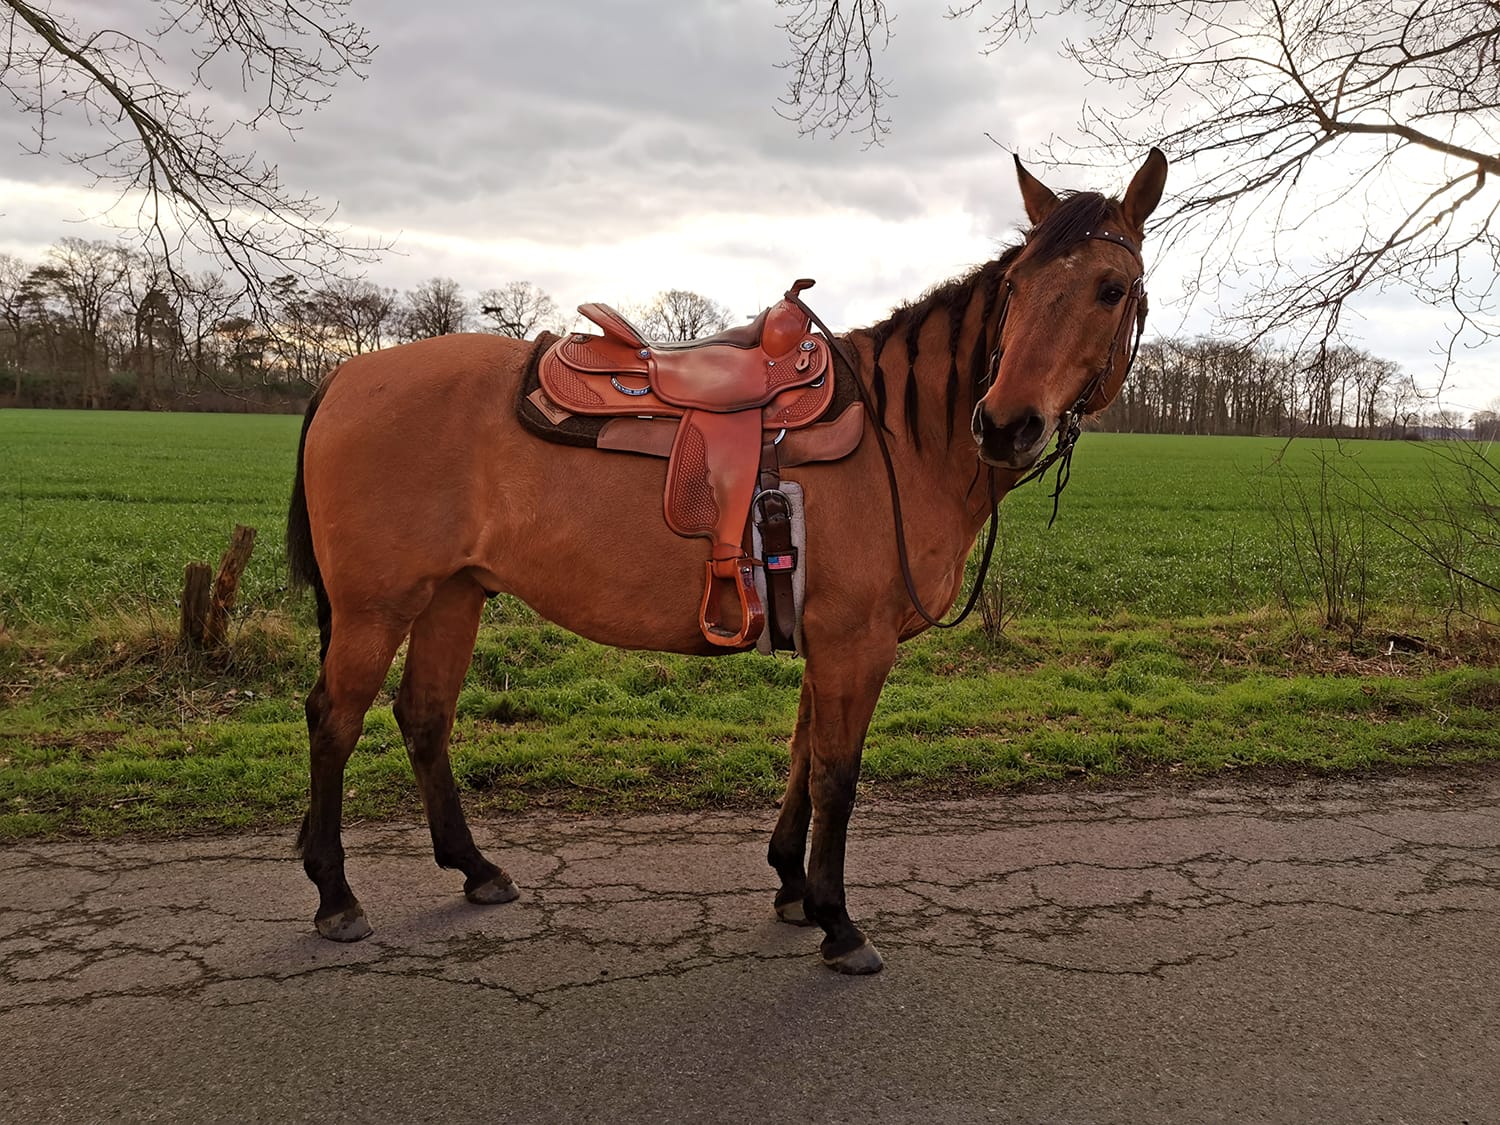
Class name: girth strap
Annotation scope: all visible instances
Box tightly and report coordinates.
[755,437,798,652]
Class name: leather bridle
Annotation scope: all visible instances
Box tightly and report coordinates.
[789,226,1149,630]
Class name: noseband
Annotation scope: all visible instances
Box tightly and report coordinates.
[1001,229,1149,525]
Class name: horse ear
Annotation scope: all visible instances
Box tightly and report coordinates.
[1121,148,1168,235]
[1014,155,1060,226]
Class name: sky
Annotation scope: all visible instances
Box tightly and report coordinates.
[0,0,1495,416]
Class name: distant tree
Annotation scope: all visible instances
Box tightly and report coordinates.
[477,281,562,338]
[40,237,131,407]
[637,289,733,342]
[265,275,331,383]
[215,314,270,386]
[0,253,31,397]
[399,278,469,341]
[121,255,183,406]
[177,271,242,388]
[316,278,398,357]
[0,0,380,295]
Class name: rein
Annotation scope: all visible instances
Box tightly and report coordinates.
[786,227,1147,630]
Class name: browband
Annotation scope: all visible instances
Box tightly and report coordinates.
[1081,229,1143,262]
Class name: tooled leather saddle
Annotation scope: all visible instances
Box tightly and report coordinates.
[537,279,836,648]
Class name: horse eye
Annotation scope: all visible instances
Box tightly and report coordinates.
[1099,283,1126,306]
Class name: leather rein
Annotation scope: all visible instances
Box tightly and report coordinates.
[788,227,1148,630]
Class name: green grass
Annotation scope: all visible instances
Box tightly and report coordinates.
[2,411,1492,627]
[0,410,1496,839]
[0,409,298,624]
[2,611,1496,838]
[992,432,1484,616]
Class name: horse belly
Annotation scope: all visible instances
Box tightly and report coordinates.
[479,443,731,656]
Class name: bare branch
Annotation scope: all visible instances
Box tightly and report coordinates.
[775,0,894,145]
[954,0,1500,364]
[0,0,383,308]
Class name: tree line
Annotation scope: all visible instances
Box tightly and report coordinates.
[1,234,1491,436]
[1094,338,1494,440]
[0,237,734,411]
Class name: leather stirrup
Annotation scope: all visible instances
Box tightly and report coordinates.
[700,556,765,647]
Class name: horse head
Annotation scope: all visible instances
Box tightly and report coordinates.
[972,149,1168,470]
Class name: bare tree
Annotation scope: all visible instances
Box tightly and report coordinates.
[265,274,329,383]
[399,277,469,341]
[636,289,733,342]
[477,281,561,339]
[316,278,397,357]
[0,1,380,297]
[0,252,31,398]
[39,237,131,407]
[121,253,183,405]
[784,1,1500,370]
[177,269,240,387]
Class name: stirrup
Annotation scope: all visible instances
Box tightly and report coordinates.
[700,556,765,647]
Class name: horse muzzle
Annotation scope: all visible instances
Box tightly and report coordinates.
[971,401,1053,470]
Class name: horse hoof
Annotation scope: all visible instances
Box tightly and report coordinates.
[775,899,815,926]
[821,939,884,975]
[315,905,372,943]
[465,876,520,905]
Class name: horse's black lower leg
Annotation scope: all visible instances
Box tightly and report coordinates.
[805,763,879,971]
[299,675,372,941]
[396,576,518,905]
[394,703,518,903]
[800,646,894,974]
[299,621,406,942]
[768,683,814,924]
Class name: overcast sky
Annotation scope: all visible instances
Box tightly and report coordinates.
[0,0,1494,413]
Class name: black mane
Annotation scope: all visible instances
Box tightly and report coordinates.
[861,190,1120,445]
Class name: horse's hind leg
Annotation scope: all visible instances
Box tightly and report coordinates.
[299,617,408,942]
[394,574,519,905]
[768,681,815,925]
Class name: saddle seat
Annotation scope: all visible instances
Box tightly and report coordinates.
[538,279,835,648]
[577,302,771,353]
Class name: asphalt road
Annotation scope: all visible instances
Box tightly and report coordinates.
[3,772,1498,1124]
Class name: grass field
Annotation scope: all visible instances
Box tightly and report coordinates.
[1,409,1496,839]
[0,408,1486,625]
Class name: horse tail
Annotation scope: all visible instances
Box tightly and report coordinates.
[287,379,334,662]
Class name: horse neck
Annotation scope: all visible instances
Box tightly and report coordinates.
[849,257,1010,503]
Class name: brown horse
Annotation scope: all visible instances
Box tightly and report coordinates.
[287,150,1167,973]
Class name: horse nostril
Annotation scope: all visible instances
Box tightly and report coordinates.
[1016,410,1046,450]
[971,402,990,441]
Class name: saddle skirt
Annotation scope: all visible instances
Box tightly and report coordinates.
[536,281,838,648]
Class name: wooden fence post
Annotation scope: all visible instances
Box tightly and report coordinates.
[180,563,212,649]
[204,524,257,649]
[179,524,257,651]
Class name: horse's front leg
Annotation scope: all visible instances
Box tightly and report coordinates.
[802,642,897,974]
[768,680,815,924]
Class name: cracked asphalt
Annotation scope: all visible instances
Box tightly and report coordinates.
[3,772,1498,1124]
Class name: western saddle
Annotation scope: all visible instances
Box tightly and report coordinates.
[538,279,835,648]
